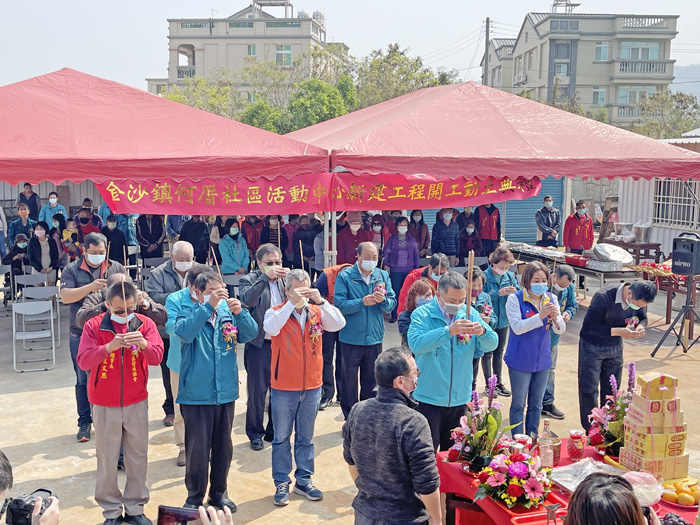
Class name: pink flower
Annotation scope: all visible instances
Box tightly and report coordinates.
[523,478,544,500]
[508,462,529,479]
[489,454,509,474]
[487,473,507,487]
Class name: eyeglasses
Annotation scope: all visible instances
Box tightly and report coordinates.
[262,260,282,266]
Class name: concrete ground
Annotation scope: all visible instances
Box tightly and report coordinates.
[1,282,699,525]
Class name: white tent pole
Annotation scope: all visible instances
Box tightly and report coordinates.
[331,212,338,266]
[323,212,331,268]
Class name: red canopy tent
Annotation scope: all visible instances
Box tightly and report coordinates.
[0,68,331,214]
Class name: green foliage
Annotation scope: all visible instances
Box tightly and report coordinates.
[161,69,243,119]
[587,107,609,123]
[288,78,346,131]
[239,100,289,134]
[335,74,358,111]
[635,91,700,139]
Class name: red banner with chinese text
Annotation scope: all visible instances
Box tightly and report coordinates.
[96,173,541,214]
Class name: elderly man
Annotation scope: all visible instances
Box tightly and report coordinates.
[336,211,371,265]
[145,241,195,430]
[77,281,164,525]
[239,244,289,450]
[60,232,126,442]
[334,242,396,419]
[343,347,441,525]
[263,269,346,506]
[408,272,498,451]
[397,253,450,316]
[175,268,258,512]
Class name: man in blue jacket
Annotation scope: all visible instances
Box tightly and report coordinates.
[175,267,258,513]
[408,272,498,452]
[431,208,460,266]
[334,242,396,419]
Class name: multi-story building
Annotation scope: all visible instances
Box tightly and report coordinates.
[483,5,679,125]
[146,1,349,97]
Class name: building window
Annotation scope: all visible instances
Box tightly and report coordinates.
[181,22,214,28]
[528,50,535,70]
[594,42,609,61]
[550,20,559,30]
[312,25,319,35]
[497,67,502,83]
[570,21,579,30]
[621,41,660,60]
[554,43,571,59]
[276,44,292,66]
[559,21,569,31]
[618,85,656,104]
[653,179,700,230]
[515,56,523,76]
[592,86,606,105]
[247,44,256,56]
[247,92,256,103]
[555,63,568,75]
[230,21,254,28]
[266,21,301,28]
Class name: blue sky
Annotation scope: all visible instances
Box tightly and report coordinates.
[3,0,700,89]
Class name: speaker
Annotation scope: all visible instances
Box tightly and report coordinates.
[672,233,700,276]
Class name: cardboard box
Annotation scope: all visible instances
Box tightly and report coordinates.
[619,447,689,480]
[630,394,680,415]
[623,427,687,446]
[626,405,684,429]
[623,432,686,458]
[623,416,687,436]
[636,372,679,400]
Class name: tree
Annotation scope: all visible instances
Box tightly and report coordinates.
[239,100,289,134]
[288,78,346,131]
[162,69,243,119]
[335,74,358,111]
[635,91,700,139]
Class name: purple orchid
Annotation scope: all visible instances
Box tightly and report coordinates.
[610,374,618,400]
[487,374,498,409]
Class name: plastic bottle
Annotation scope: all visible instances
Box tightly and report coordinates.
[539,419,554,468]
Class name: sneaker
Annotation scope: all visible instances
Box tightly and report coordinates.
[319,398,332,411]
[122,513,152,525]
[117,459,126,472]
[293,482,323,501]
[103,519,122,525]
[495,384,511,397]
[274,482,290,506]
[250,439,264,451]
[176,450,186,467]
[542,404,565,420]
[163,414,175,427]
[484,388,498,399]
[77,423,91,442]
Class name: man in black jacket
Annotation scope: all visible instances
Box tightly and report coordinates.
[135,214,166,260]
[101,215,128,266]
[343,347,441,525]
[292,215,317,275]
[239,244,288,451]
[179,215,209,264]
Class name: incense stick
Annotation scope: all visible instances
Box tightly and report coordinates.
[550,259,557,293]
[210,245,223,280]
[277,220,281,250]
[466,250,474,316]
[122,246,127,268]
[299,239,304,274]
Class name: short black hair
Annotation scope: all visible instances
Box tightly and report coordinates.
[23,183,31,188]
[544,195,552,201]
[630,281,657,303]
[224,217,239,231]
[186,263,208,286]
[83,197,93,204]
[194,267,222,292]
[48,191,58,198]
[576,199,587,207]
[35,221,50,232]
[84,232,107,250]
[375,347,412,389]
[106,280,137,303]
[429,253,450,270]
[0,450,12,492]
[468,267,486,284]
[395,216,409,226]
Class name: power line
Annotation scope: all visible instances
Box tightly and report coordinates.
[426,33,486,65]
[464,24,485,82]
[421,25,484,59]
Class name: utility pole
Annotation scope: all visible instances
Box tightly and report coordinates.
[483,17,490,86]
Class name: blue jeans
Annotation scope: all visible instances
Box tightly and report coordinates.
[508,367,549,436]
[70,331,92,427]
[270,387,322,486]
[542,344,559,407]
[0,231,6,258]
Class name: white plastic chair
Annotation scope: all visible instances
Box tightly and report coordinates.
[14,273,48,299]
[449,266,469,275]
[21,286,61,343]
[474,257,489,267]
[12,301,56,372]
[223,274,243,298]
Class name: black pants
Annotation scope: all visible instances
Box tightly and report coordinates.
[472,357,480,391]
[578,339,623,431]
[536,239,558,248]
[160,338,174,416]
[416,402,466,452]
[340,342,382,419]
[322,330,343,402]
[180,401,235,506]
[244,341,274,441]
[481,326,508,385]
[570,249,586,287]
[481,239,499,260]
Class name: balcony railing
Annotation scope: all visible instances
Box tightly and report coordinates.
[177,67,196,79]
[621,16,669,29]
[616,105,662,118]
[618,61,667,74]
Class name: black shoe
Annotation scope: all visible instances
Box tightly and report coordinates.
[263,433,274,442]
[122,514,152,525]
[117,459,126,472]
[207,498,237,513]
[77,423,91,442]
[388,317,397,323]
[103,519,122,525]
[542,404,565,420]
[183,503,198,510]
[250,439,264,451]
[495,384,511,397]
[484,388,498,399]
[319,398,331,411]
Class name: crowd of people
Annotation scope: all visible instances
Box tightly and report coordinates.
[0,189,662,525]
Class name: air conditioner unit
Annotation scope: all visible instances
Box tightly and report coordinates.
[515,74,522,84]
[522,73,528,83]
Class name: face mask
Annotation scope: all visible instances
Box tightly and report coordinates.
[52,221,59,229]
[577,208,586,216]
[431,273,441,282]
[301,223,309,230]
[492,267,507,276]
[175,260,193,272]
[269,219,278,227]
[544,201,553,209]
[466,228,475,235]
[361,259,377,272]
[79,217,90,225]
[471,288,481,298]
[372,225,382,233]
[19,211,28,218]
[628,301,641,311]
[202,294,211,305]
[442,300,464,316]
[49,198,58,205]
[107,222,117,230]
[530,283,548,296]
[111,312,135,324]
[416,297,432,306]
[293,296,308,309]
[35,230,45,238]
[397,226,408,234]
[412,214,422,222]
[350,224,361,233]
[230,227,239,236]
[17,242,27,249]
[553,283,566,292]
[401,375,418,394]
[86,253,106,266]
[443,213,452,221]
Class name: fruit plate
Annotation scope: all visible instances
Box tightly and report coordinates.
[662,499,699,511]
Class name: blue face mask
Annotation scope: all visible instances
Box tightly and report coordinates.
[431,273,441,282]
[530,283,549,296]
[544,201,553,209]
[416,297,432,307]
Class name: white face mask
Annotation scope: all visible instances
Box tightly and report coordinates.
[111,312,134,324]
[553,283,566,292]
[466,228,475,234]
[293,296,308,309]
[49,198,58,205]
[373,225,382,233]
[175,260,193,272]
[441,298,465,315]
[397,226,408,234]
[107,222,117,230]
[86,253,106,266]
[202,294,211,305]
[350,224,361,233]
[492,267,507,276]
[412,214,422,222]
[361,259,377,272]
[269,219,279,227]
[443,213,452,221]
[401,375,418,394]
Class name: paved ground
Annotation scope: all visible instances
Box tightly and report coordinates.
[1,282,699,524]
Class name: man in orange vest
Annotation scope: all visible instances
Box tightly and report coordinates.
[474,203,501,259]
[263,269,346,506]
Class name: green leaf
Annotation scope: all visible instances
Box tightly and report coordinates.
[474,487,487,501]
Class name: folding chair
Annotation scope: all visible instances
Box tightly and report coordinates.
[474,257,489,267]
[0,264,12,314]
[140,267,153,289]
[223,274,243,299]
[143,257,168,268]
[12,301,56,372]
[21,286,61,343]
[14,273,48,299]
[449,266,469,275]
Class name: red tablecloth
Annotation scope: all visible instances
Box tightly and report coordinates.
[437,441,699,525]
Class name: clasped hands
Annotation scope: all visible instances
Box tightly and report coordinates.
[448,319,484,337]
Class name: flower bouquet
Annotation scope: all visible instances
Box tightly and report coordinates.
[587,362,636,456]
[222,322,238,344]
[447,376,517,471]
[478,304,493,317]
[474,453,552,509]
[457,332,472,344]
[373,282,386,295]
[309,321,323,342]
[625,316,640,329]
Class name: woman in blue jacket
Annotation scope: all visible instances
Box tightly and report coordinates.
[483,246,520,397]
[505,261,565,437]
[219,218,250,275]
